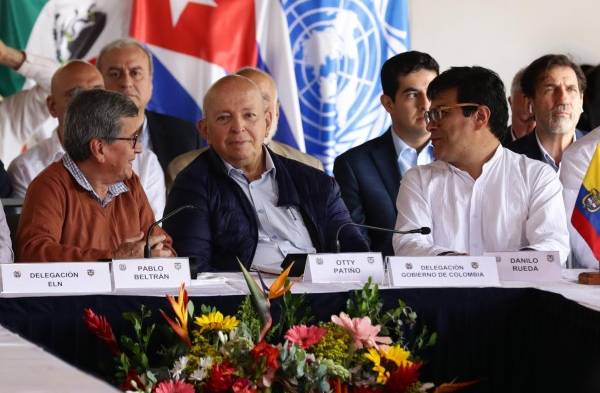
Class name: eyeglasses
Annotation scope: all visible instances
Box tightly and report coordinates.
[111,133,140,149]
[424,103,479,124]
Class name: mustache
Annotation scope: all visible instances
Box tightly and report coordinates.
[551,104,572,115]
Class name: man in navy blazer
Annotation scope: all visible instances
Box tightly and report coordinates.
[508,54,586,171]
[333,51,439,256]
[97,38,201,171]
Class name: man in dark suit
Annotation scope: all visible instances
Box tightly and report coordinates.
[333,51,439,256]
[508,54,586,171]
[97,38,201,170]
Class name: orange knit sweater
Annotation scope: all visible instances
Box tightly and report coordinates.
[16,161,173,262]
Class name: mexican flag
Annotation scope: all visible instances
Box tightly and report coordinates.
[0,0,130,96]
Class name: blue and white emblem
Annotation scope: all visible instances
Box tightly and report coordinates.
[282,0,409,171]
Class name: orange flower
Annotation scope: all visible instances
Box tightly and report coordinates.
[268,262,294,299]
[160,283,191,346]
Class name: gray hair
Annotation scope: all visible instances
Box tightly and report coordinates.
[64,89,138,161]
[511,68,526,95]
[96,37,153,75]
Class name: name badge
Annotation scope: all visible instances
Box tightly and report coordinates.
[303,253,385,284]
[387,256,500,287]
[484,251,561,282]
[0,263,111,294]
[112,258,191,289]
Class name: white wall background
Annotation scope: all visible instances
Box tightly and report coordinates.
[409,0,600,92]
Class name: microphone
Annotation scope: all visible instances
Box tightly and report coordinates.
[144,204,198,258]
[335,222,431,253]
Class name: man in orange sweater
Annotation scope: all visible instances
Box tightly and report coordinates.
[16,89,174,262]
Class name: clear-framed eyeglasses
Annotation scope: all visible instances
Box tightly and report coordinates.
[424,103,479,124]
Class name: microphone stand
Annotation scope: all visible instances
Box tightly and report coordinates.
[143,204,197,258]
[335,222,431,253]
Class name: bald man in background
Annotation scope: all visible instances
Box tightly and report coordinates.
[165,67,322,188]
[8,60,166,219]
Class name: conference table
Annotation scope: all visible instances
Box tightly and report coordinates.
[1,270,600,393]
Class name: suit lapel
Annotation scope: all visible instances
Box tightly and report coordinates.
[369,128,401,204]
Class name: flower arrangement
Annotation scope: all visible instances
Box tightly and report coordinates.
[84,263,476,393]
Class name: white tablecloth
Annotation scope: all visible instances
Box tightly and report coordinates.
[0,325,118,393]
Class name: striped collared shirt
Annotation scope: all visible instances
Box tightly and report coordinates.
[62,153,129,207]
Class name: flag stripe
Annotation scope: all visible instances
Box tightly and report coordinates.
[0,0,47,96]
[572,206,600,260]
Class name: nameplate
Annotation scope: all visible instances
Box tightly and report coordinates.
[111,258,191,289]
[0,263,111,294]
[484,251,561,282]
[303,253,385,284]
[387,256,500,287]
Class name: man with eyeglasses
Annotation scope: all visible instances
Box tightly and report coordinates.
[7,60,166,219]
[393,66,569,264]
[333,51,438,256]
[16,89,174,262]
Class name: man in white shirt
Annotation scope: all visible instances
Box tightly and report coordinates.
[560,126,600,268]
[393,66,570,264]
[0,39,59,164]
[7,60,166,219]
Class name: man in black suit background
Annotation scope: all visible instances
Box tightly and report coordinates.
[333,51,438,256]
[97,38,201,171]
[508,54,586,171]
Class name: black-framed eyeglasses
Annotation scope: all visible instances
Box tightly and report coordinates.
[110,133,140,149]
[424,103,479,124]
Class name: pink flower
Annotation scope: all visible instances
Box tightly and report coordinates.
[285,324,328,349]
[331,312,392,349]
[154,380,195,393]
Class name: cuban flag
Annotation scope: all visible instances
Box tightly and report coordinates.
[1,0,409,171]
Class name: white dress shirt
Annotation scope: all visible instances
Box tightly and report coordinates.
[393,146,570,264]
[560,126,600,268]
[0,53,59,164]
[8,129,166,220]
[0,200,13,263]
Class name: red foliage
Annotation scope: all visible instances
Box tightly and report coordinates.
[204,361,236,393]
[250,341,280,370]
[119,368,145,391]
[232,378,257,393]
[384,362,421,393]
[82,308,121,356]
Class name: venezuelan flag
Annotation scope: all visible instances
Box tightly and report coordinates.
[572,144,600,260]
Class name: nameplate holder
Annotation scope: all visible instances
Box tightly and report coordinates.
[112,257,191,289]
[303,252,384,284]
[0,262,112,294]
[484,251,561,282]
[387,256,500,287]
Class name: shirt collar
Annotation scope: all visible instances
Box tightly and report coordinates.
[222,146,276,181]
[62,153,129,207]
[447,144,503,178]
[391,127,433,156]
[534,129,576,172]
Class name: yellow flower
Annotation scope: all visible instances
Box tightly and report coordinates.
[382,345,412,368]
[364,347,389,384]
[194,311,239,333]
